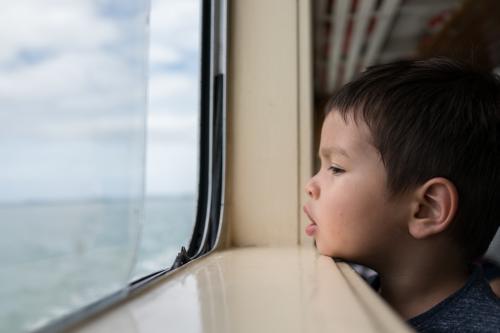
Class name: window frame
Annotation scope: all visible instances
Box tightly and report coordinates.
[128,0,227,287]
[187,0,227,259]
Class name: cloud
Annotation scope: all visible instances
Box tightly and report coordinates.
[0,1,120,64]
[147,112,198,142]
[0,0,202,200]
[146,142,198,195]
[0,139,145,202]
[148,71,199,115]
[149,0,200,66]
[150,44,182,64]
[0,52,143,106]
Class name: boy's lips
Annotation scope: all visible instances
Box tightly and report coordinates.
[303,205,317,224]
[303,205,318,237]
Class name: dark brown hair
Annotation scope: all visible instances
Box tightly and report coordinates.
[326,57,500,262]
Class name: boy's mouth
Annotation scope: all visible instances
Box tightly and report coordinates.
[303,206,318,237]
[303,205,317,225]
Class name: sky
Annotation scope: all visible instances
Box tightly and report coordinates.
[0,0,200,202]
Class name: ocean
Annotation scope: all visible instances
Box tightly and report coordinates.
[0,195,196,333]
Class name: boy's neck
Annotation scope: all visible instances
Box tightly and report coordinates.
[376,247,469,320]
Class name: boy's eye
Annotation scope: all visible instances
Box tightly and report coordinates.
[328,166,345,174]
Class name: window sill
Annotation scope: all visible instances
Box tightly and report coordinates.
[69,247,413,333]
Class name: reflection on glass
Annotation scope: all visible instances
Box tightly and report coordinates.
[131,0,200,279]
[0,1,149,332]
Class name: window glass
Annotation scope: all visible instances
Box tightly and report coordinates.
[131,0,200,279]
[0,1,149,332]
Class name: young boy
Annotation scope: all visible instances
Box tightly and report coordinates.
[303,57,500,332]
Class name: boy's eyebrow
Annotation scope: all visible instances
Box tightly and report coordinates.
[319,146,350,159]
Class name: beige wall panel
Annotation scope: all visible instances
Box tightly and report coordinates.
[298,0,315,246]
[227,0,300,246]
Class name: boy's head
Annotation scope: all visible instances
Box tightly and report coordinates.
[305,57,500,266]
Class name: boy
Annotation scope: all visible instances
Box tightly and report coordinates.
[303,57,500,332]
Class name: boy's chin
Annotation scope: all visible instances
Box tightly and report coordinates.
[315,241,341,258]
[315,241,364,264]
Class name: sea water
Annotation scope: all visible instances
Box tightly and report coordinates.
[0,195,196,333]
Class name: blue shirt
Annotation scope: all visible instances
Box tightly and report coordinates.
[407,266,500,332]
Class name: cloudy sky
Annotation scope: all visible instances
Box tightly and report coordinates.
[0,0,200,202]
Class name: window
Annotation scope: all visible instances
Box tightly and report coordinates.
[0,1,149,332]
[0,0,226,332]
[131,0,201,280]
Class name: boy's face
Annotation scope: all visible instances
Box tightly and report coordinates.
[304,111,410,265]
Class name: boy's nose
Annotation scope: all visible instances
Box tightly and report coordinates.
[305,178,319,199]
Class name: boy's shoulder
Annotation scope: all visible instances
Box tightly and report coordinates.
[408,266,500,333]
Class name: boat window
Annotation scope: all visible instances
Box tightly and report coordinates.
[130,0,201,280]
[0,1,149,331]
[0,0,227,331]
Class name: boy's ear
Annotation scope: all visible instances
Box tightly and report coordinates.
[408,177,458,239]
